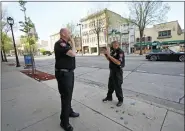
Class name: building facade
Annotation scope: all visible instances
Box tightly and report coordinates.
[50,32,82,52]
[108,24,136,54]
[73,34,82,52]
[37,40,51,51]
[80,8,129,54]
[50,33,60,52]
[135,21,184,53]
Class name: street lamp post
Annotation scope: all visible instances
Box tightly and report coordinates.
[77,23,83,56]
[7,17,20,67]
[144,34,146,54]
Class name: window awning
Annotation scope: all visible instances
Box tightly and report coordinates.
[161,40,185,45]
[134,42,160,47]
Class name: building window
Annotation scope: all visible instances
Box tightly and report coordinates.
[136,38,140,42]
[85,24,87,28]
[109,38,112,42]
[147,36,152,42]
[158,30,171,37]
[142,37,145,42]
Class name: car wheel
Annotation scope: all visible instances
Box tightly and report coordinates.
[150,55,157,61]
[179,55,185,62]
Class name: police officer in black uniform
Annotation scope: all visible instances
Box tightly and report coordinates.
[54,28,79,131]
[103,41,125,107]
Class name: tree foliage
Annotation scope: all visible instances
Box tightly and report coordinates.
[39,48,46,53]
[20,35,38,53]
[18,0,39,54]
[1,8,13,61]
[126,0,170,55]
[1,32,13,53]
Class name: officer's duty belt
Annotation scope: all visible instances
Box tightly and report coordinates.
[55,68,74,72]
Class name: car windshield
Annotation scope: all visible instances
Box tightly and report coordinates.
[162,49,176,53]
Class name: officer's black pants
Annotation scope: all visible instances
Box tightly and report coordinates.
[55,70,74,125]
[107,69,123,101]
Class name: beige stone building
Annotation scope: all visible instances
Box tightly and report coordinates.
[134,21,184,53]
[80,8,128,54]
[50,32,82,52]
[73,34,82,52]
[50,33,60,52]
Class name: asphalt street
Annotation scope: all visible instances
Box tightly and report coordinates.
[7,55,184,111]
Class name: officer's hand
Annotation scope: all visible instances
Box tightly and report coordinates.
[69,37,75,46]
[105,50,110,57]
[106,48,110,56]
[103,49,107,54]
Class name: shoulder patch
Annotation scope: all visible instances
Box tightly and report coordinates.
[60,42,66,47]
[119,53,124,58]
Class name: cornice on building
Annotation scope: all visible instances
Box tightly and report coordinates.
[80,8,126,22]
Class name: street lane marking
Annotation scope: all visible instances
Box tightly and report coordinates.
[180,74,184,76]
[136,70,147,73]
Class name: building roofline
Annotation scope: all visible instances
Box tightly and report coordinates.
[80,8,126,22]
[153,20,179,26]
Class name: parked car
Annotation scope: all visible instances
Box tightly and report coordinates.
[43,51,52,56]
[7,54,13,57]
[145,49,185,62]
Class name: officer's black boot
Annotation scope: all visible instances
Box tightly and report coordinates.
[69,111,80,117]
[60,122,73,131]
[116,101,123,107]
[102,97,113,102]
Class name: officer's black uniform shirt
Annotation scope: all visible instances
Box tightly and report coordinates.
[109,48,125,70]
[54,39,76,70]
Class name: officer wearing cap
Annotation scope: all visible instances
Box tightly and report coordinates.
[103,41,125,107]
[54,28,79,131]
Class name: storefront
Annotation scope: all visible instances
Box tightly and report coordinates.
[161,40,185,52]
[133,41,162,54]
[83,46,89,54]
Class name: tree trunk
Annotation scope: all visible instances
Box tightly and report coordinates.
[2,46,8,62]
[139,30,144,55]
[1,50,5,62]
[97,33,100,56]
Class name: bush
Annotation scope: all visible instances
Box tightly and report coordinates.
[43,51,52,56]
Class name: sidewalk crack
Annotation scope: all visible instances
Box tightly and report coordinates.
[160,109,168,131]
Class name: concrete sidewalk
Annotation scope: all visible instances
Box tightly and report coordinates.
[1,63,184,131]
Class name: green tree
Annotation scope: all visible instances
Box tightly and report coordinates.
[1,8,11,62]
[39,48,46,53]
[18,0,39,54]
[126,0,170,55]
[20,35,38,54]
[1,32,13,53]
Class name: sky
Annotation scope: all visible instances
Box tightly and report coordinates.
[2,0,185,41]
